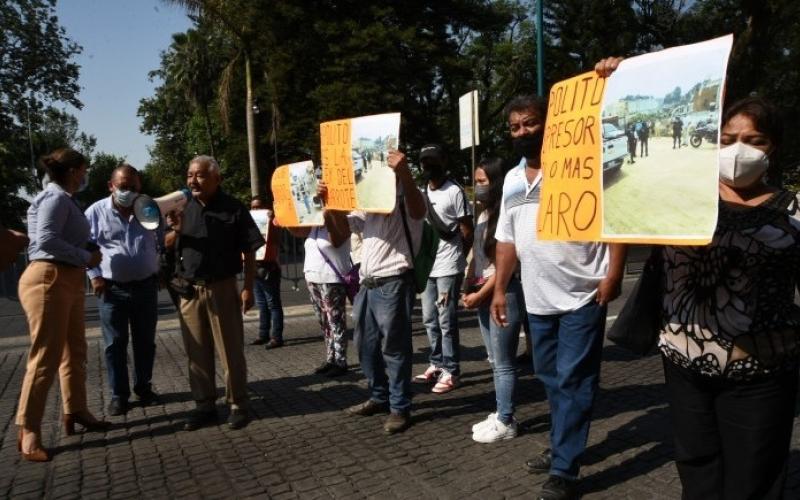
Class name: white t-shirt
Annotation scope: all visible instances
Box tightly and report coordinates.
[472,210,495,280]
[303,227,353,284]
[425,179,471,277]
[347,184,423,279]
[495,158,609,315]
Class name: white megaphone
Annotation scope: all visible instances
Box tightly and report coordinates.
[133,188,193,230]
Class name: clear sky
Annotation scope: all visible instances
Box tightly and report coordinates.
[56,0,192,169]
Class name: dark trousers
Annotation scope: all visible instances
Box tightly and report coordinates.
[253,267,284,342]
[99,276,159,401]
[663,358,797,500]
[527,300,607,479]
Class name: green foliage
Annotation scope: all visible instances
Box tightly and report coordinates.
[0,0,95,225]
[140,0,800,198]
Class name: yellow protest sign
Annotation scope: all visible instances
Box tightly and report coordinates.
[537,35,733,245]
[320,113,400,213]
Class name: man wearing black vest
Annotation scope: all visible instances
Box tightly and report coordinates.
[413,144,473,393]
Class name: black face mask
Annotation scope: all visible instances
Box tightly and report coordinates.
[512,131,544,160]
[474,184,493,203]
[422,164,445,181]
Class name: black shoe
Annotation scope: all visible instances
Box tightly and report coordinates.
[345,400,389,417]
[525,448,552,474]
[183,409,218,431]
[516,352,532,366]
[383,412,411,434]
[264,339,284,350]
[314,362,333,374]
[108,398,128,416]
[227,409,250,430]
[538,475,578,500]
[325,364,348,377]
[250,338,267,346]
[136,388,161,407]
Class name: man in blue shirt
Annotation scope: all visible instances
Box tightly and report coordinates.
[85,164,161,416]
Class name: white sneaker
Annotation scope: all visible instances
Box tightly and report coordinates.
[472,416,518,443]
[471,413,497,434]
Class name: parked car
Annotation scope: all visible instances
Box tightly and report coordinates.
[602,122,627,174]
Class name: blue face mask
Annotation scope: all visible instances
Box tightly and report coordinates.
[113,189,136,208]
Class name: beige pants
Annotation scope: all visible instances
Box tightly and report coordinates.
[16,261,88,428]
[178,277,248,410]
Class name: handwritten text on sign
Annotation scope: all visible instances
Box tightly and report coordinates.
[320,119,357,211]
[537,72,606,241]
[271,165,298,227]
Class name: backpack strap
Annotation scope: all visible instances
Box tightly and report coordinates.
[423,181,460,241]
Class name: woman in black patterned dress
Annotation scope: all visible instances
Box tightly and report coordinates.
[597,58,800,500]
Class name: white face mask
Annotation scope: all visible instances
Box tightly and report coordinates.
[718,142,769,188]
[113,189,136,208]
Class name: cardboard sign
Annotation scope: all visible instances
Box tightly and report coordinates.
[537,35,733,245]
[459,90,480,149]
[271,160,324,227]
[250,209,270,259]
[320,113,400,213]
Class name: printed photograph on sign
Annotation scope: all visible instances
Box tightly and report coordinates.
[601,35,732,240]
[250,209,270,260]
[289,160,323,225]
[350,113,400,211]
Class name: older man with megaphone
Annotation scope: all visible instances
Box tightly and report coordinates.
[163,155,265,432]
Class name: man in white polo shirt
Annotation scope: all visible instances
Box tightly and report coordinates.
[491,95,626,500]
[345,150,425,435]
[414,144,473,394]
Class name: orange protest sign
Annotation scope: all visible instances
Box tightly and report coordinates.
[320,113,400,213]
[537,72,606,241]
[271,160,324,227]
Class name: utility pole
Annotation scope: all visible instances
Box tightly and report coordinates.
[536,0,545,97]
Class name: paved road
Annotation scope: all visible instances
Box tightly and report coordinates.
[2,272,799,499]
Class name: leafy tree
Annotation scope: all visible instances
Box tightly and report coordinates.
[0,0,86,225]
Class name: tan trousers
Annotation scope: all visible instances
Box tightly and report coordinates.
[16,261,88,428]
[178,277,248,410]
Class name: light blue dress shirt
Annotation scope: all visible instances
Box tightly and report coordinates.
[26,182,91,267]
[85,196,161,282]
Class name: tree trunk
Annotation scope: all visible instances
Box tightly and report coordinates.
[245,50,260,199]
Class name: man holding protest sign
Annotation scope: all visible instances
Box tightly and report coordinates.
[490,95,626,500]
[415,144,473,394]
[345,149,426,435]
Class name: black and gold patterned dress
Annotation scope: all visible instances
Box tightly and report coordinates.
[659,190,800,381]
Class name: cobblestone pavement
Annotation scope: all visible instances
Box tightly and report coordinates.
[2,289,799,499]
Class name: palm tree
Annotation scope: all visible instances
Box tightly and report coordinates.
[168,30,217,157]
[164,0,262,199]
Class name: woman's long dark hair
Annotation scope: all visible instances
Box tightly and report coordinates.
[478,157,505,262]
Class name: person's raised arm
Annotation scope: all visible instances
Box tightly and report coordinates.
[317,181,351,248]
[389,150,425,219]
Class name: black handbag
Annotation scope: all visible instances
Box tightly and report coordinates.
[606,247,663,355]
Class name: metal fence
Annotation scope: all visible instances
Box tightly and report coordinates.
[0,228,308,300]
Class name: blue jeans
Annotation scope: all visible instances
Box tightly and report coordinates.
[477,277,524,424]
[421,273,463,375]
[353,273,414,414]
[99,276,159,401]
[253,266,284,342]
[528,300,606,479]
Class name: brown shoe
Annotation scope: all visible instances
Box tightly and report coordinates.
[345,400,389,417]
[264,339,284,350]
[383,412,411,434]
[18,428,50,462]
